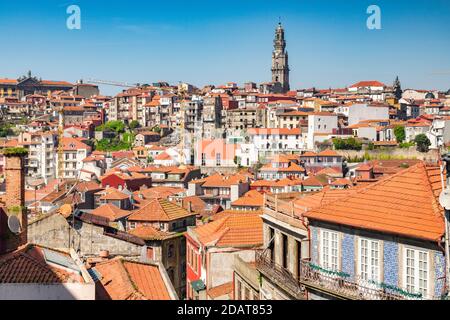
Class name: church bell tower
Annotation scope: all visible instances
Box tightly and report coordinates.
[272,22,290,93]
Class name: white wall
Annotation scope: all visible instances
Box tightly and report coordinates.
[347,104,389,126]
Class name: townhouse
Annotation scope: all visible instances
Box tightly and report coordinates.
[127,198,197,298]
[187,173,250,209]
[248,128,305,158]
[57,137,92,180]
[185,212,263,300]
[302,163,446,300]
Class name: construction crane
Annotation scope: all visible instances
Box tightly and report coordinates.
[84,78,141,88]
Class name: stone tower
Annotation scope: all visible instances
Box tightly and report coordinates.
[272,22,290,93]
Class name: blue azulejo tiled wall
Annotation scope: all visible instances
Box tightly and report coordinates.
[434,251,445,298]
[342,233,355,278]
[383,240,398,287]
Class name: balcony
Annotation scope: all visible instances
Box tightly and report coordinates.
[257,249,444,300]
[256,251,307,300]
[298,260,444,300]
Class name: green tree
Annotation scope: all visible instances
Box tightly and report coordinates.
[394,126,406,143]
[332,137,362,151]
[129,120,140,130]
[414,134,431,153]
[0,124,13,138]
[152,125,161,134]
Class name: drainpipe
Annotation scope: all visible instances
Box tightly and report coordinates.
[440,155,450,297]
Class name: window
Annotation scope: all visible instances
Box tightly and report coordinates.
[320,230,339,271]
[358,238,380,282]
[216,153,221,166]
[404,248,429,297]
[201,153,206,166]
[129,222,136,229]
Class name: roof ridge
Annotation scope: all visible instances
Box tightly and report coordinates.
[423,165,445,223]
[117,259,146,299]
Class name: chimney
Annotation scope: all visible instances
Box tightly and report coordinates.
[0,152,27,254]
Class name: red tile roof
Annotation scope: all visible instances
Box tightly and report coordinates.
[91,203,131,221]
[128,225,173,241]
[134,186,184,201]
[60,137,91,152]
[231,190,264,207]
[350,80,386,88]
[207,282,233,299]
[0,244,83,284]
[317,149,340,157]
[191,213,263,248]
[302,175,328,187]
[93,258,172,300]
[128,198,195,222]
[194,173,249,188]
[98,188,130,201]
[304,163,445,241]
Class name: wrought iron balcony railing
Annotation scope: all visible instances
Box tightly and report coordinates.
[299,260,444,300]
[256,251,306,300]
[256,252,445,300]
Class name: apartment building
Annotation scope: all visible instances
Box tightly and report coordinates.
[247,128,305,159]
[57,137,91,179]
[187,173,250,209]
[18,131,58,181]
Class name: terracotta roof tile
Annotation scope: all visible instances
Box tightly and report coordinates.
[192,213,263,248]
[128,198,195,222]
[91,203,131,221]
[128,226,173,241]
[231,190,264,207]
[207,282,233,299]
[93,258,171,300]
[98,188,130,201]
[304,163,445,241]
[0,245,83,284]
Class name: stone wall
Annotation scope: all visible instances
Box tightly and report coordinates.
[28,213,143,258]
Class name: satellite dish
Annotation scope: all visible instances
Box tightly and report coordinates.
[439,188,450,210]
[7,216,21,234]
[60,204,73,218]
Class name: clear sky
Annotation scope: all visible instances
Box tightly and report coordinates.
[0,0,449,95]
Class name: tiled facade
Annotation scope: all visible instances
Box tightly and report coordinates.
[309,224,444,299]
[383,240,399,287]
[434,251,446,298]
[342,233,355,278]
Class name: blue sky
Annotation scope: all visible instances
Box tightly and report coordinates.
[0,0,449,95]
